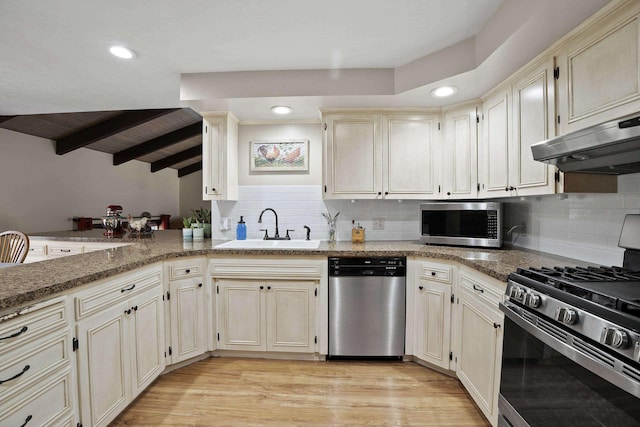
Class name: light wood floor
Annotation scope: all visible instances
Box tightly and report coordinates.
[110,357,490,427]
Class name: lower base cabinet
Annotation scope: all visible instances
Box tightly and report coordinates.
[413,261,455,370]
[455,269,504,427]
[216,279,317,353]
[75,267,165,427]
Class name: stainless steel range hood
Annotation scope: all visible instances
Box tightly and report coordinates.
[531,113,640,174]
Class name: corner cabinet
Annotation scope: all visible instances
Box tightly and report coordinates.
[322,110,439,199]
[164,258,209,365]
[413,261,455,371]
[75,265,165,427]
[202,112,239,200]
[210,257,324,354]
[455,267,505,427]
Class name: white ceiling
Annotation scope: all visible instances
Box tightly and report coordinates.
[0,0,609,121]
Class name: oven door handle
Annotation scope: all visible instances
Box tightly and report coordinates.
[499,301,640,399]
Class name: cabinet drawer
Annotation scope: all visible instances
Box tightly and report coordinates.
[459,269,505,310]
[47,243,83,257]
[417,261,454,284]
[75,265,162,320]
[0,368,73,427]
[0,333,68,401]
[27,244,47,256]
[167,258,205,280]
[0,297,67,357]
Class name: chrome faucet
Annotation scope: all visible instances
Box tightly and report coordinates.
[258,208,290,240]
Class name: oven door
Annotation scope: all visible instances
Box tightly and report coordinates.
[498,301,640,427]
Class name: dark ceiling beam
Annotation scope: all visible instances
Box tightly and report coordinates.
[113,122,201,165]
[178,161,202,177]
[55,108,178,155]
[0,115,16,124]
[151,145,201,172]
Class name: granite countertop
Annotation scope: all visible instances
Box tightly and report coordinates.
[0,230,587,312]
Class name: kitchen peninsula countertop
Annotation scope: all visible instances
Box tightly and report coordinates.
[0,230,585,312]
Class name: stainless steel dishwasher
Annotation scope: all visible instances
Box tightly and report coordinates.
[328,256,406,358]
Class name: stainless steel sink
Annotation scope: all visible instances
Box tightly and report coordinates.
[214,239,321,249]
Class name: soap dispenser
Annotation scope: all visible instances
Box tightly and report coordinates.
[236,216,247,240]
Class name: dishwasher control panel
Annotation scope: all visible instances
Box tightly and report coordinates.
[329,257,406,277]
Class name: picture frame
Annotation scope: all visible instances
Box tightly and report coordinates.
[250,139,309,172]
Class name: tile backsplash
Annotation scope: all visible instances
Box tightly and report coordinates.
[503,173,640,266]
[211,185,421,242]
[211,173,640,267]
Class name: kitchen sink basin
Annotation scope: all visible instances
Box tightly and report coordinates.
[214,239,321,249]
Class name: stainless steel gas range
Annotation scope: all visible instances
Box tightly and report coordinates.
[499,215,640,427]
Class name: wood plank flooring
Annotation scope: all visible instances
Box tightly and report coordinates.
[110,357,490,427]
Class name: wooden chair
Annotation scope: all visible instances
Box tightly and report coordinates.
[0,230,30,263]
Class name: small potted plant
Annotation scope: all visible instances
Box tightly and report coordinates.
[182,217,193,240]
[191,207,212,238]
[191,217,204,240]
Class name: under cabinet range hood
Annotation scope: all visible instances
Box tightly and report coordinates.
[531,113,640,174]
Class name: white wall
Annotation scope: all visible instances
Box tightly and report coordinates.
[503,174,640,267]
[179,170,205,218]
[0,128,180,233]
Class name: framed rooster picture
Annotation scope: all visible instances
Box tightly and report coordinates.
[250,139,309,172]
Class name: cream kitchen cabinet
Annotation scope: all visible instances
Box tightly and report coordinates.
[556,1,640,135]
[510,58,557,197]
[202,112,239,200]
[413,261,455,371]
[479,59,557,198]
[455,268,505,427]
[216,279,317,353]
[75,265,165,427]
[322,111,438,199]
[210,257,324,354]
[479,88,511,198]
[164,258,209,364]
[439,104,479,199]
[24,239,129,263]
[0,296,78,427]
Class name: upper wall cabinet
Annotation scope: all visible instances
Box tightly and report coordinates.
[479,88,511,198]
[510,58,557,196]
[440,105,479,199]
[556,1,640,134]
[322,111,439,199]
[202,112,239,201]
[479,59,557,198]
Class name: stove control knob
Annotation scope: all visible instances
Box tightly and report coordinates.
[510,287,526,302]
[524,293,541,308]
[555,307,578,325]
[600,327,629,349]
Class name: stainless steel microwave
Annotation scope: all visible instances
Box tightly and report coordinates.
[420,202,502,248]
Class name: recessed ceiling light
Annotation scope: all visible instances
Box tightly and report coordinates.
[109,45,136,60]
[271,106,293,115]
[431,86,457,98]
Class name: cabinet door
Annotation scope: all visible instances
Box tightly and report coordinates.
[383,115,437,198]
[324,114,382,198]
[442,107,478,199]
[76,302,131,427]
[456,288,504,427]
[202,114,238,201]
[557,9,640,134]
[480,90,510,198]
[414,279,451,370]
[129,287,165,399]
[511,60,556,196]
[217,280,265,351]
[169,277,207,364]
[266,281,317,353]
[202,116,225,198]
